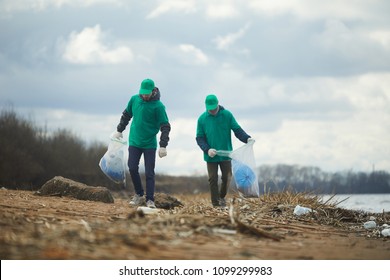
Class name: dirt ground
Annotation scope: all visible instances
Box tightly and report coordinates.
[1,188,389,260]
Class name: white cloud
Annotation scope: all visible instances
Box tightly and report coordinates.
[313,19,356,52]
[248,0,381,21]
[3,0,390,176]
[213,23,251,50]
[208,65,390,155]
[12,71,390,175]
[178,44,209,65]
[312,19,390,63]
[147,0,196,19]
[2,0,387,24]
[369,30,390,49]
[14,107,122,144]
[156,117,205,175]
[250,73,390,172]
[0,0,122,14]
[339,73,390,111]
[62,25,133,65]
[206,3,239,19]
[255,114,390,173]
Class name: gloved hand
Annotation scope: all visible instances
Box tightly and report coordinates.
[111,131,123,140]
[247,137,255,144]
[208,148,217,158]
[158,147,167,158]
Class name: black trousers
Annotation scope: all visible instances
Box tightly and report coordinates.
[206,161,232,206]
[127,146,156,202]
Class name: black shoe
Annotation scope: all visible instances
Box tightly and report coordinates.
[219,198,226,207]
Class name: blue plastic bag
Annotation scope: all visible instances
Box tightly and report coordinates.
[99,138,127,184]
[232,160,256,190]
[217,141,259,197]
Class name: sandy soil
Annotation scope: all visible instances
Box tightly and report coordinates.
[1,188,389,260]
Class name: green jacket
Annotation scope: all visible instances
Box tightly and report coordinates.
[118,93,170,149]
[196,106,250,162]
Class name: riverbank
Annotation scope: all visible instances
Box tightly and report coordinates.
[0,188,389,260]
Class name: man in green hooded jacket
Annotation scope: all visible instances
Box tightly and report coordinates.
[112,78,171,209]
[196,94,254,208]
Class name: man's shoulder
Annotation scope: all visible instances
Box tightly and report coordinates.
[219,106,231,113]
[197,111,208,120]
[219,107,233,118]
[152,99,165,108]
[129,94,139,102]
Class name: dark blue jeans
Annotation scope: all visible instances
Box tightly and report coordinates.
[127,146,156,202]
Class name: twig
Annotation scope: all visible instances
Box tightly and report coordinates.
[235,220,283,241]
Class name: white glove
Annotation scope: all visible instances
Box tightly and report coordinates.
[158,147,167,158]
[247,138,255,144]
[208,148,217,158]
[111,131,123,140]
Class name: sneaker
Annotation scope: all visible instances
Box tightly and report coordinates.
[219,198,227,207]
[146,200,156,209]
[129,194,143,206]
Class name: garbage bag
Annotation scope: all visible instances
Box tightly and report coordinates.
[99,137,127,184]
[232,160,256,190]
[217,141,259,197]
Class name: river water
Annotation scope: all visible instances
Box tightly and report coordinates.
[320,193,390,213]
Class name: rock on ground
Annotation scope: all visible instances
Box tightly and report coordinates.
[36,176,114,203]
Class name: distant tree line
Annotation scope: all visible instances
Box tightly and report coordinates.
[0,108,110,189]
[258,164,390,194]
[0,108,208,193]
[1,108,389,194]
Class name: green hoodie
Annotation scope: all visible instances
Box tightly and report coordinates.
[196,106,242,162]
[125,94,169,149]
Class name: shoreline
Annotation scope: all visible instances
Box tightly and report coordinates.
[1,189,389,260]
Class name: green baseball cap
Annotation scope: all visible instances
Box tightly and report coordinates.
[139,78,155,95]
[205,94,218,110]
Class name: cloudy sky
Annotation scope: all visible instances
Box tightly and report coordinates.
[1,0,389,176]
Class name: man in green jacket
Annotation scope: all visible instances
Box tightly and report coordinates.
[196,94,254,208]
[112,78,171,208]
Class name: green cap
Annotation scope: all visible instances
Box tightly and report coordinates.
[139,78,155,95]
[205,94,218,110]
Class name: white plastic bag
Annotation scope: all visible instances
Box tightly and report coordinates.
[99,137,127,184]
[293,205,313,215]
[382,228,390,237]
[363,221,377,229]
[217,141,259,197]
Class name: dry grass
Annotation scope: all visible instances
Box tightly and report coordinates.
[152,190,389,240]
[1,188,389,259]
